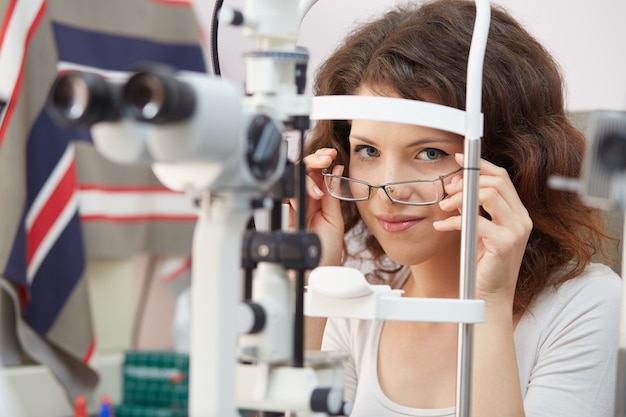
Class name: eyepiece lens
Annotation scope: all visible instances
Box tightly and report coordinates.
[126,73,164,120]
[53,75,90,120]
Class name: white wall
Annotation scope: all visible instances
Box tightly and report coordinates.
[192,0,626,112]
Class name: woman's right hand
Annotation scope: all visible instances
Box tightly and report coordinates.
[289,148,345,267]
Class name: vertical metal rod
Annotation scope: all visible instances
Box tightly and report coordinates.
[614,211,626,417]
[294,269,305,367]
[293,126,309,368]
[455,141,481,417]
[455,1,490,416]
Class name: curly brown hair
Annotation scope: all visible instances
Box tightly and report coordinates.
[304,0,611,313]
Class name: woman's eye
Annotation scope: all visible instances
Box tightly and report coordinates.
[418,148,448,161]
[353,145,380,159]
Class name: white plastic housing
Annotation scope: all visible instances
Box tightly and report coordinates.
[243,0,299,43]
[239,262,294,363]
[91,119,152,165]
[146,72,242,164]
[305,267,485,323]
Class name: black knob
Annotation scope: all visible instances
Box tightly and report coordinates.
[310,388,343,415]
[598,131,626,172]
[247,114,283,180]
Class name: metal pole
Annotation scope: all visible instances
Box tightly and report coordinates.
[455,1,490,416]
[455,140,481,417]
[614,211,626,416]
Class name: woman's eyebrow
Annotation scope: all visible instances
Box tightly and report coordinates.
[348,134,376,144]
[349,134,458,147]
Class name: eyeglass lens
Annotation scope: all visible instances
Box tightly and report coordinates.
[324,176,441,204]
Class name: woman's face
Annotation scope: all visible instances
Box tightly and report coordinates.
[349,86,464,266]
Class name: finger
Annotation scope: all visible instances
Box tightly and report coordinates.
[303,148,338,172]
[435,211,528,260]
[288,174,324,228]
[331,164,345,176]
[479,188,519,227]
[433,212,518,249]
[455,153,523,208]
[476,180,529,227]
[440,180,524,227]
[301,148,338,198]
[447,157,523,210]
[307,174,326,199]
[288,173,325,213]
[432,211,471,232]
[319,165,344,218]
[438,176,532,248]
[290,164,345,230]
[310,163,344,198]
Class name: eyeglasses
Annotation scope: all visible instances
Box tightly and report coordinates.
[322,167,463,206]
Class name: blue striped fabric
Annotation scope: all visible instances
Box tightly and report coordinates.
[52,22,206,73]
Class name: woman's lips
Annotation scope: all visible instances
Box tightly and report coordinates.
[376,216,423,233]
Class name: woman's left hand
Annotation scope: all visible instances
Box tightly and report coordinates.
[433,153,533,306]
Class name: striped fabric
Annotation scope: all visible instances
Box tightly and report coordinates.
[0,0,204,402]
[75,142,197,258]
[50,0,203,257]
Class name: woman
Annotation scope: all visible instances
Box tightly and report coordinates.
[296,0,622,416]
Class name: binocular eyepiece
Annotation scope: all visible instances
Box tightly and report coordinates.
[48,65,197,127]
[124,66,196,124]
[46,65,286,191]
[48,71,124,126]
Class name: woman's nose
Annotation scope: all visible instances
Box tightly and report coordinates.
[385,184,408,201]
[373,185,394,204]
[375,166,404,203]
